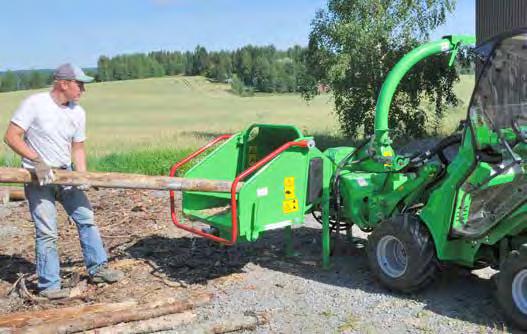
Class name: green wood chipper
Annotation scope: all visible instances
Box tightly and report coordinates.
[166,29,527,329]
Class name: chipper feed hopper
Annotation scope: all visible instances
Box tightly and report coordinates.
[169,124,333,265]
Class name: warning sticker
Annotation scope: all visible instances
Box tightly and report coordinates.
[284,176,296,198]
[284,177,295,187]
[282,199,299,214]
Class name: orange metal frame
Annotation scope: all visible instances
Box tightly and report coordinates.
[169,135,309,245]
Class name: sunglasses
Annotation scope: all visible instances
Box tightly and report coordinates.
[70,80,85,89]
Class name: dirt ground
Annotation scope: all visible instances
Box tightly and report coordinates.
[0,188,516,333]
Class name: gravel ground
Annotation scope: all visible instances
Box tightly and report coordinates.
[0,189,517,333]
[170,219,512,334]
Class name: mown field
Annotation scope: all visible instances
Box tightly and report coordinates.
[0,75,475,174]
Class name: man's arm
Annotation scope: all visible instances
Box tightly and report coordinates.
[4,122,39,160]
[5,122,55,185]
[72,141,87,172]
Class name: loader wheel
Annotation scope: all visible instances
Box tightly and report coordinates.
[366,214,438,293]
[497,249,527,330]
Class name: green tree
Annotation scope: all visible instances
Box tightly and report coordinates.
[207,51,232,82]
[252,55,275,92]
[0,71,18,92]
[230,74,254,97]
[192,45,209,75]
[97,56,112,81]
[302,0,459,137]
[28,70,46,89]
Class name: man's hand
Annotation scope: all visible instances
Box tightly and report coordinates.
[32,156,55,186]
[76,184,90,191]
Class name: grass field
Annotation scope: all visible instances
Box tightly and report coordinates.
[0,74,475,174]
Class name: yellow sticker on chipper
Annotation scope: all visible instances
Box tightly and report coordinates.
[284,176,296,198]
[284,177,295,187]
[282,199,299,213]
[284,189,296,199]
[283,177,298,213]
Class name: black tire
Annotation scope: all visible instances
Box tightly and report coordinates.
[366,214,438,293]
[497,249,527,330]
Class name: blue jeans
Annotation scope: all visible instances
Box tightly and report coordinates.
[25,183,108,292]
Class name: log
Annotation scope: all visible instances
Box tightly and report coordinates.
[0,187,25,203]
[0,300,137,329]
[0,167,242,193]
[82,311,195,334]
[0,189,8,205]
[19,292,212,334]
[183,313,269,334]
[8,188,25,201]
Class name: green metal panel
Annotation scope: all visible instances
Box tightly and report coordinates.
[181,124,332,246]
[419,131,477,263]
[184,135,241,181]
[237,146,315,241]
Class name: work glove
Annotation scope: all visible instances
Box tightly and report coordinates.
[32,156,55,186]
[76,184,91,191]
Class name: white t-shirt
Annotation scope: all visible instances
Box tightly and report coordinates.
[11,92,86,168]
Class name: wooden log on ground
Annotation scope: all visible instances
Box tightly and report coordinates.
[0,300,137,329]
[0,189,8,205]
[183,313,270,334]
[19,292,212,334]
[0,167,242,193]
[0,186,25,203]
[7,187,25,201]
[82,311,195,334]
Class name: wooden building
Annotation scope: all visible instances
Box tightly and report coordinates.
[476,0,527,43]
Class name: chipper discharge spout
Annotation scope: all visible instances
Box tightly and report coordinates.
[360,35,477,173]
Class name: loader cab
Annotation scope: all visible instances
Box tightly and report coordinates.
[469,30,527,155]
[451,30,527,238]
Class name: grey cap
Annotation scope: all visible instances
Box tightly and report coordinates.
[53,63,94,83]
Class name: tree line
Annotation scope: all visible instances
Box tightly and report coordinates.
[0,70,55,92]
[0,45,311,95]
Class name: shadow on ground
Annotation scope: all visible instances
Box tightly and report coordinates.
[0,254,35,284]
[124,225,507,330]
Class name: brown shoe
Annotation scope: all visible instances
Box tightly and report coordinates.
[39,288,71,300]
[90,265,124,284]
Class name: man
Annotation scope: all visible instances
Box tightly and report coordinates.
[4,64,123,299]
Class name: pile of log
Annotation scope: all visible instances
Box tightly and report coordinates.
[0,292,269,333]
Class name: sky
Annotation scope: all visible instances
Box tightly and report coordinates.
[0,0,475,71]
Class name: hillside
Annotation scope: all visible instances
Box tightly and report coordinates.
[0,74,475,168]
[0,76,338,157]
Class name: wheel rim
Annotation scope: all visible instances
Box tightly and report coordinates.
[512,269,527,314]
[376,235,408,278]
